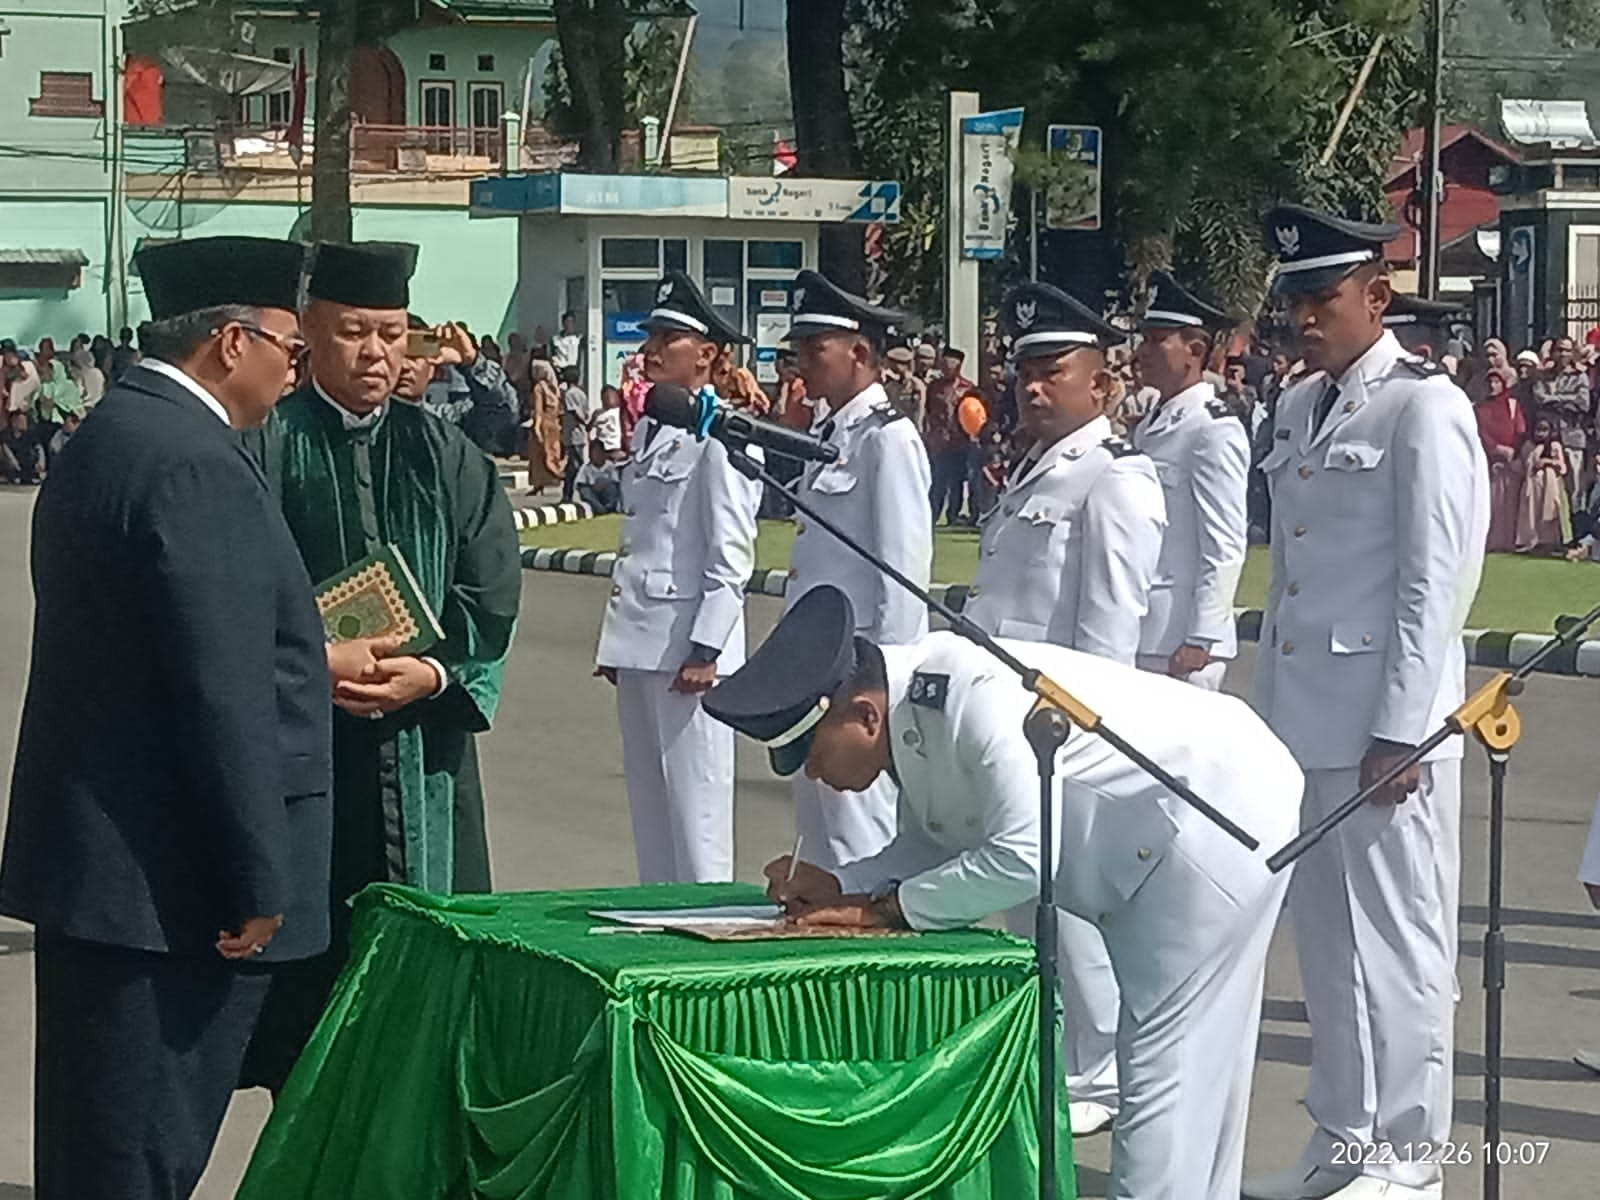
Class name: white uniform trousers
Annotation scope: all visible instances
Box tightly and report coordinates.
[1290,763,1461,1189]
[616,668,735,884]
[1581,790,1600,887]
[792,774,897,875]
[1107,868,1290,1200]
[1003,905,1121,1111]
[1135,655,1227,692]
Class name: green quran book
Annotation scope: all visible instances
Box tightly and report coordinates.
[314,544,444,656]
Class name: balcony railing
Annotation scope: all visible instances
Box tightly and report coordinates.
[128,120,579,177]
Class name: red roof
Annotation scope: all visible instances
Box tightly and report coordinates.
[1386,124,1520,187]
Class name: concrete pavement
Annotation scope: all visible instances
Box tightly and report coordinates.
[0,484,1596,1197]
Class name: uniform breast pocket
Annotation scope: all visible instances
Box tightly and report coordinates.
[1258,441,1295,478]
[645,455,695,486]
[808,465,858,497]
[1323,441,1387,516]
[1014,496,1070,565]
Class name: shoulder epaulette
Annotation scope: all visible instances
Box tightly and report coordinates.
[1205,399,1235,420]
[1393,356,1449,380]
[867,401,908,426]
[1102,437,1142,459]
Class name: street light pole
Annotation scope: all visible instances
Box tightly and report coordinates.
[1420,0,1445,298]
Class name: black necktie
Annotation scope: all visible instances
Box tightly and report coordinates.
[1314,382,1339,433]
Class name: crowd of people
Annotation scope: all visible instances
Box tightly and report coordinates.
[1,202,1596,1200]
[0,330,141,482]
[15,303,1600,579]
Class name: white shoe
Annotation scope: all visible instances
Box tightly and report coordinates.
[1067,1100,1114,1136]
[1322,1177,1442,1200]
[1242,1162,1358,1200]
[1575,1048,1600,1075]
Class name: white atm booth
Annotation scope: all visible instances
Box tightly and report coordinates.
[470,172,902,388]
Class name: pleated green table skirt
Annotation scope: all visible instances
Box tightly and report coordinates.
[238,883,1075,1200]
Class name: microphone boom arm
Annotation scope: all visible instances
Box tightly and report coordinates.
[726,448,1260,851]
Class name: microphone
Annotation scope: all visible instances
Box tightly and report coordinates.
[644,383,840,465]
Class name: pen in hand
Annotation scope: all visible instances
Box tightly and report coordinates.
[779,834,802,916]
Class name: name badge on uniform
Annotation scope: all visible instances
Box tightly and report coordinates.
[1275,428,1291,440]
[909,672,949,711]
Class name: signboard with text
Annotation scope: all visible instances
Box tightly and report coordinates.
[960,107,1025,259]
[1045,124,1103,231]
[727,177,902,223]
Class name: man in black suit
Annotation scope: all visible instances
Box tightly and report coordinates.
[0,236,396,1200]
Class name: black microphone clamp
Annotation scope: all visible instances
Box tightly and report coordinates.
[643,383,840,465]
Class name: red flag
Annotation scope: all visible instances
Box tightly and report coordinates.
[773,131,797,177]
[287,49,308,163]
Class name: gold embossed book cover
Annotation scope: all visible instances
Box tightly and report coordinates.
[314,544,444,656]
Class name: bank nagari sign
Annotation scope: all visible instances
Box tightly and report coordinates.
[727,178,902,224]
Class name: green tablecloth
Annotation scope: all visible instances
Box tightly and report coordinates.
[238,882,1074,1200]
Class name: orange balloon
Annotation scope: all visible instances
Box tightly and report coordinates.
[958,392,988,438]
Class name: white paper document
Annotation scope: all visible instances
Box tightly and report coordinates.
[590,904,785,930]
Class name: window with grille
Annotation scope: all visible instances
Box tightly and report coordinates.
[468,82,502,156]
[421,81,455,151]
[30,72,103,118]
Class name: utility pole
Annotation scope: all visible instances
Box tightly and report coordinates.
[1419,0,1445,298]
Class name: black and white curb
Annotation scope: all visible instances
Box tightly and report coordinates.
[519,548,1600,678]
[511,502,595,532]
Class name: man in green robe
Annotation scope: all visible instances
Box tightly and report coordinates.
[243,241,523,1093]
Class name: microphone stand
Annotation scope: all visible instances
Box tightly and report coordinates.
[1266,600,1600,1200]
[722,445,1260,1200]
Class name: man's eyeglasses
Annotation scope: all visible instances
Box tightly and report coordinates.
[223,321,309,365]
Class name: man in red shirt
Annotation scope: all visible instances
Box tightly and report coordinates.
[924,347,977,525]
[766,349,812,516]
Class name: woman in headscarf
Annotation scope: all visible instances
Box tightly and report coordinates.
[1516,409,1571,553]
[526,353,565,494]
[1467,337,1509,402]
[1476,366,1525,552]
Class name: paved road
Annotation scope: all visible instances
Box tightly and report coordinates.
[0,485,1596,1198]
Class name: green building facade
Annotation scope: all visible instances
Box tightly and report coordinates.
[1,0,559,344]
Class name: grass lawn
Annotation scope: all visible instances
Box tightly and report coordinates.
[521,516,1600,635]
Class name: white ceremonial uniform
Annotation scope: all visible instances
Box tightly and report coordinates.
[595,418,762,883]
[964,411,1165,1116]
[1131,382,1250,691]
[833,634,1302,1200]
[1252,331,1488,1191]
[788,380,933,872]
[965,414,1165,661]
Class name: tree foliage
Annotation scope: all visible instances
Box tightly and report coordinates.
[847,0,1424,318]
[1513,0,1600,43]
[543,1,693,169]
[544,16,692,153]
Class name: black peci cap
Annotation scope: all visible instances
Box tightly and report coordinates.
[785,270,907,348]
[1001,282,1124,361]
[1264,204,1400,298]
[1140,269,1232,332]
[702,585,860,777]
[642,269,748,345]
[135,237,307,319]
[306,241,418,309]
